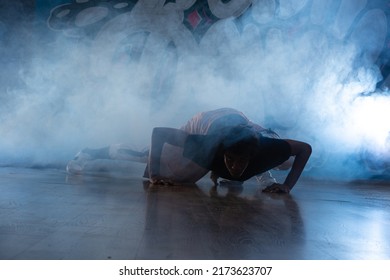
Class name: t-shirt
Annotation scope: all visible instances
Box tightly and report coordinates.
[183,135,291,181]
[180,108,249,135]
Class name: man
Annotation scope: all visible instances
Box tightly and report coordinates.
[145,108,311,193]
[67,108,311,193]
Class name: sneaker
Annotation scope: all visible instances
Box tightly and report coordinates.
[66,150,94,174]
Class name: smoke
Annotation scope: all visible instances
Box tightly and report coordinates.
[0,0,389,180]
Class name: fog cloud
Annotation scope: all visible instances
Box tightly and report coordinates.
[0,0,388,179]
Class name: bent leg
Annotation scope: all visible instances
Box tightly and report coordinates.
[145,143,209,184]
[67,144,148,174]
[108,144,148,163]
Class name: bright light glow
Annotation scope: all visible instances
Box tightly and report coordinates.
[346,93,390,153]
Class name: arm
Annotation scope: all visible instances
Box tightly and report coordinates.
[263,139,312,193]
[282,139,312,191]
[148,127,189,183]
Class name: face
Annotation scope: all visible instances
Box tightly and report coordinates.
[223,151,250,178]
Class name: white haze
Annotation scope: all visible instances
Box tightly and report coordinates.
[0,0,388,180]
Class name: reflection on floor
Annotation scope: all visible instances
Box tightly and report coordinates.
[0,166,389,260]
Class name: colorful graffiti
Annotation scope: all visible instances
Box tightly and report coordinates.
[45,0,390,86]
[47,0,252,40]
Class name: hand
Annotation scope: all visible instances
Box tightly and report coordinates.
[262,183,290,194]
[149,175,174,185]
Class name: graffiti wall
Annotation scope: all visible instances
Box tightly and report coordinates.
[0,0,389,178]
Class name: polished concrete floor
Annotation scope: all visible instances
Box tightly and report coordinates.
[0,164,389,260]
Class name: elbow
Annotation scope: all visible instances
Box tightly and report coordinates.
[301,143,312,161]
[302,143,312,166]
[305,143,312,156]
[152,127,164,136]
[152,127,169,141]
[287,139,312,158]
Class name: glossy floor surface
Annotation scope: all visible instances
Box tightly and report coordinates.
[0,165,389,260]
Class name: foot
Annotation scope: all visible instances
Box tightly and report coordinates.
[66,149,95,174]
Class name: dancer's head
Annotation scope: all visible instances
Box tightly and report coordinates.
[222,126,258,178]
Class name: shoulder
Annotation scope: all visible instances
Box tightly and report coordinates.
[256,137,292,155]
[282,139,312,156]
[259,137,290,147]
